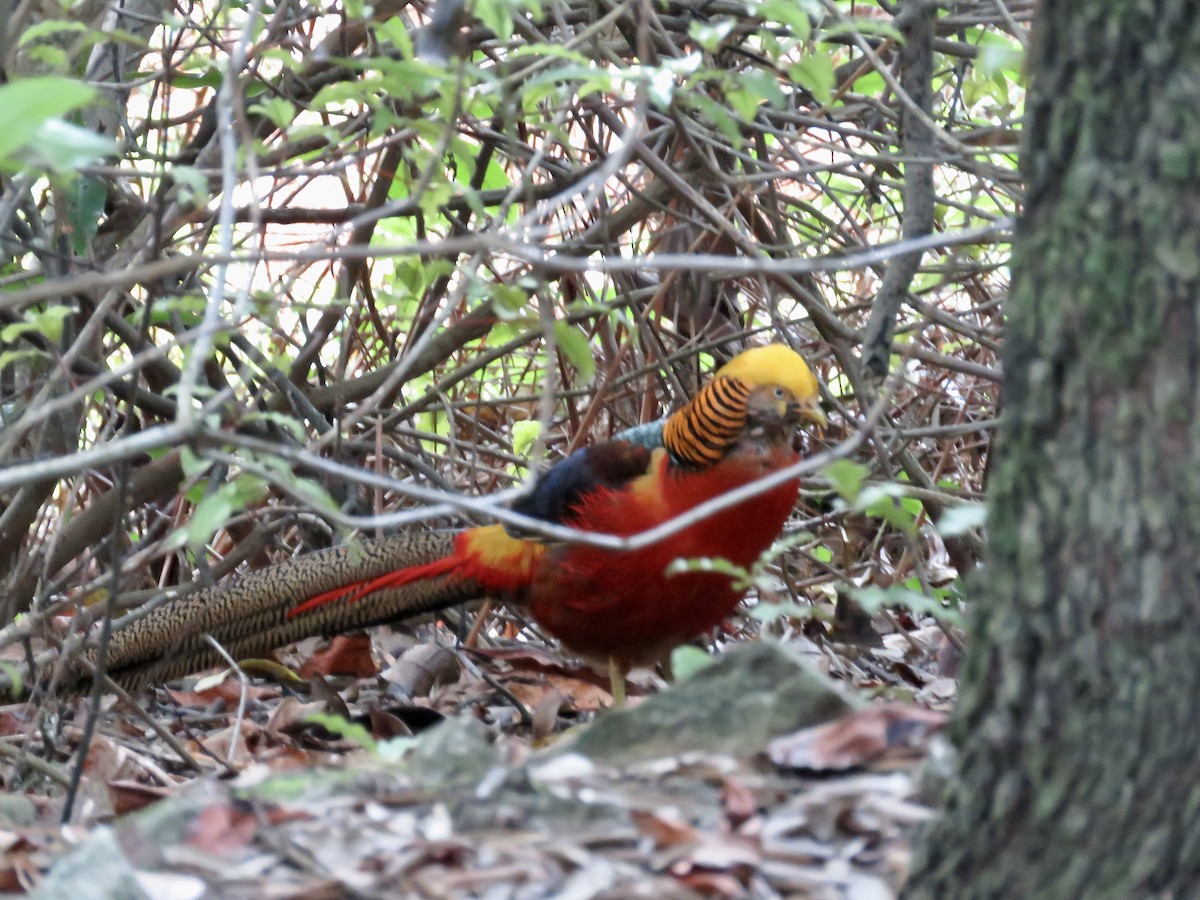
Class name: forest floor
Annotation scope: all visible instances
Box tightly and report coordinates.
[0,619,955,899]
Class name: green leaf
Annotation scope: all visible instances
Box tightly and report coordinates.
[312,79,381,111]
[758,0,814,40]
[739,70,786,109]
[11,118,117,174]
[285,478,341,517]
[689,18,735,53]
[820,19,901,43]
[169,165,209,208]
[0,660,24,699]
[170,68,223,89]
[305,711,378,752]
[473,0,513,42]
[174,476,267,550]
[685,91,743,143]
[0,305,73,343]
[0,77,97,163]
[179,446,213,479]
[747,600,814,622]
[978,44,1024,80]
[68,176,107,255]
[938,502,987,537]
[0,348,46,370]
[490,281,529,314]
[18,19,89,47]
[373,17,415,58]
[671,645,714,681]
[726,88,760,123]
[26,45,69,71]
[241,410,308,441]
[248,97,296,131]
[665,555,750,590]
[182,490,235,550]
[788,52,836,106]
[850,585,962,626]
[823,458,869,503]
[646,66,676,108]
[857,483,918,533]
[511,420,542,457]
[553,322,595,382]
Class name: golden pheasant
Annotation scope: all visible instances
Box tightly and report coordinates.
[59,344,824,700]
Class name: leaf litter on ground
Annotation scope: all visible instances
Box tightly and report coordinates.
[6,608,955,898]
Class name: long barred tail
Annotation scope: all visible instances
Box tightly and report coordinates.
[68,531,482,693]
[287,554,467,617]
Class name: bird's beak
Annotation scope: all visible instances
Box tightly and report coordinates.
[800,401,827,428]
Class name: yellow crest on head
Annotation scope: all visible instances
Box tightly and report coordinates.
[715,344,819,404]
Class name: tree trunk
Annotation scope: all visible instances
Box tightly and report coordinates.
[905,3,1200,896]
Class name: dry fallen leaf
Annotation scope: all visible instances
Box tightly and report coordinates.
[265,695,329,739]
[107,780,174,817]
[185,803,259,856]
[506,676,612,714]
[768,703,946,771]
[167,678,270,709]
[720,777,758,828]
[381,643,461,697]
[630,808,701,849]
[301,635,378,679]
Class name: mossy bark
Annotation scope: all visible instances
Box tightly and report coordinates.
[905,3,1200,896]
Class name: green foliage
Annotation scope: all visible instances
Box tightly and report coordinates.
[822,459,869,504]
[511,420,542,457]
[0,305,74,344]
[752,0,819,40]
[851,584,963,627]
[0,347,47,371]
[301,711,419,761]
[689,19,736,53]
[136,294,208,329]
[0,77,115,173]
[17,19,143,73]
[789,52,836,106]
[172,476,269,551]
[666,531,815,595]
[821,461,924,534]
[819,461,968,623]
[552,322,595,382]
[937,502,987,537]
[248,97,297,132]
[821,17,901,42]
[304,711,378,752]
[0,0,1014,725]
[747,598,826,625]
[17,19,90,48]
[671,645,716,681]
[962,30,1025,112]
[0,660,24,700]
[665,552,750,586]
[857,483,921,535]
[67,177,107,255]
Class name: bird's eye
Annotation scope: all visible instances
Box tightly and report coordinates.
[773,387,786,398]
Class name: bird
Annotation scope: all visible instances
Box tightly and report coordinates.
[286,342,825,701]
[53,344,824,701]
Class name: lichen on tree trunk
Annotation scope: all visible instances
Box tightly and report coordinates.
[905,2,1200,896]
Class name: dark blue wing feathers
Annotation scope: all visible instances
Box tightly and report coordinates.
[511,440,653,526]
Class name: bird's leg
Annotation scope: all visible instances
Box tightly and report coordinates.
[608,657,626,707]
